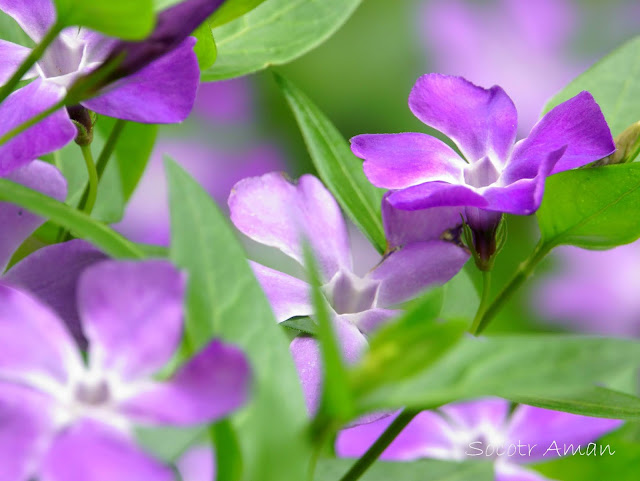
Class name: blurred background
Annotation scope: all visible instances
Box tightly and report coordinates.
[117,0,640,341]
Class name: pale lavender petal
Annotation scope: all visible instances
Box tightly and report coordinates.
[78,260,186,381]
[229,173,351,280]
[495,464,552,481]
[336,410,456,460]
[0,283,81,390]
[0,80,76,175]
[120,340,251,426]
[176,446,215,481]
[505,405,622,463]
[0,160,66,272]
[387,182,487,211]
[0,0,56,42]
[408,74,517,163]
[290,318,367,415]
[370,241,469,307]
[340,308,399,335]
[509,91,614,176]
[251,262,312,322]
[3,240,107,347]
[0,40,35,84]
[382,195,463,248]
[352,133,465,189]
[441,398,511,432]
[82,38,199,124]
[0,383,55,481]
[40,420,174,481]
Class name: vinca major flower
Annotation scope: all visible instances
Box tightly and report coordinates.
[0,260,250,481]
[229,172,469,413]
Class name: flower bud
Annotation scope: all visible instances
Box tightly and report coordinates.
[463,208,504,271]
[593,121,640,166]
[67,105,95,146]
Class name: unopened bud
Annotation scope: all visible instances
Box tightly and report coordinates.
[593,121,640,166]
[67,105,95,146]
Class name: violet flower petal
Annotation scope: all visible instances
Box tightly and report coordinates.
[77,260,186,381]
[0,283,81,389]
[440,397,511,431]
[369,240,469,307]
[0,40,35,84]
[176,446,215,481]
[408,74,517,163]
[352,133,465,189]
[120,340,251,426]
[82,38,199,124]
[40,420,174,481]
[0,80,76,175]
[387,181,487,211]
[229,172,352,280]
[509,91,614,176]
[505,404,622,463]
[0,160,66,272]
[3,240,107,347]
[251,262,312,322]
[0,0,56,42]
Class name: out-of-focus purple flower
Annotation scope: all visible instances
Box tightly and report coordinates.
[0,259,251,481]
[116,140,284,246]
[533,243,640,337]
[419,0,582,134]
[228,172,468,414]
[176,446,215,481]
[337,398,621,481]
[0,0,206,174]
[0,160,106,343]
[193,79,254,124]
[352,74,614,240]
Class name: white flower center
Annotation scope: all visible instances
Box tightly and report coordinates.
[323,269,380,315]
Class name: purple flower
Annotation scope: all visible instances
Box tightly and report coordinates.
[0,260,251,481]
[337,398,621,481]
[0,0,202,174]
[533,243,640,337]
[176,446,215,481]
[228,172,468,414]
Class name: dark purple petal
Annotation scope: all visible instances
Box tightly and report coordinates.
[40,420,174,481]
[82,38,199,124]
[0,0,56,42]
[229,173,351,280]
[352,133,465,189]
[120,340,251,426]
[382,194,463,248]
[370,241,469,307]
[77,260,186,381]
[3,240,107,348]
[0,283,81,389]
[251,262,312,322]
[0,160,66,272]
[408,74,517,163]
[0,80,76,175]
[387,182,487,211]
[505,404,622,463]
[176,446,215,481]
[0,40,35,84]
[510,91,614,176]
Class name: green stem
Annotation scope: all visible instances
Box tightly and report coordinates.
[0,98,66,147]
[469,270,492,335]
[472,241,553,335]
[0,23,63,104]
[79,144,98,215]
[339,410,419,481]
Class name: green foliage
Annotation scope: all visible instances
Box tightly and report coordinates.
[165,159,311,481]
[545,36,640,137]
[53,0,155,39]
[537,163,640,249]
[203,0,362,80]
[276,73,386,253]
[193,22,218,70]
[210,0,268,27]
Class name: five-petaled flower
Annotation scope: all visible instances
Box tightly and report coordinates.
[0,260,251,481]
[337,398,621,481]
[228,172,469,414]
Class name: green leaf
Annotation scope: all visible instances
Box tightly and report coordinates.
[355,335,640,415]
[53,0,155,40]
[315,459,493,481]
[537,163,640,249]
[275,73,386,253]
[166,159,310,481]
[544,36,640,137]
[511,387,640,420]
[203,0,362,80]
[193,22,218,69]
[281,317,318,335]
[0,178,144,259]
[209,0,268,27]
